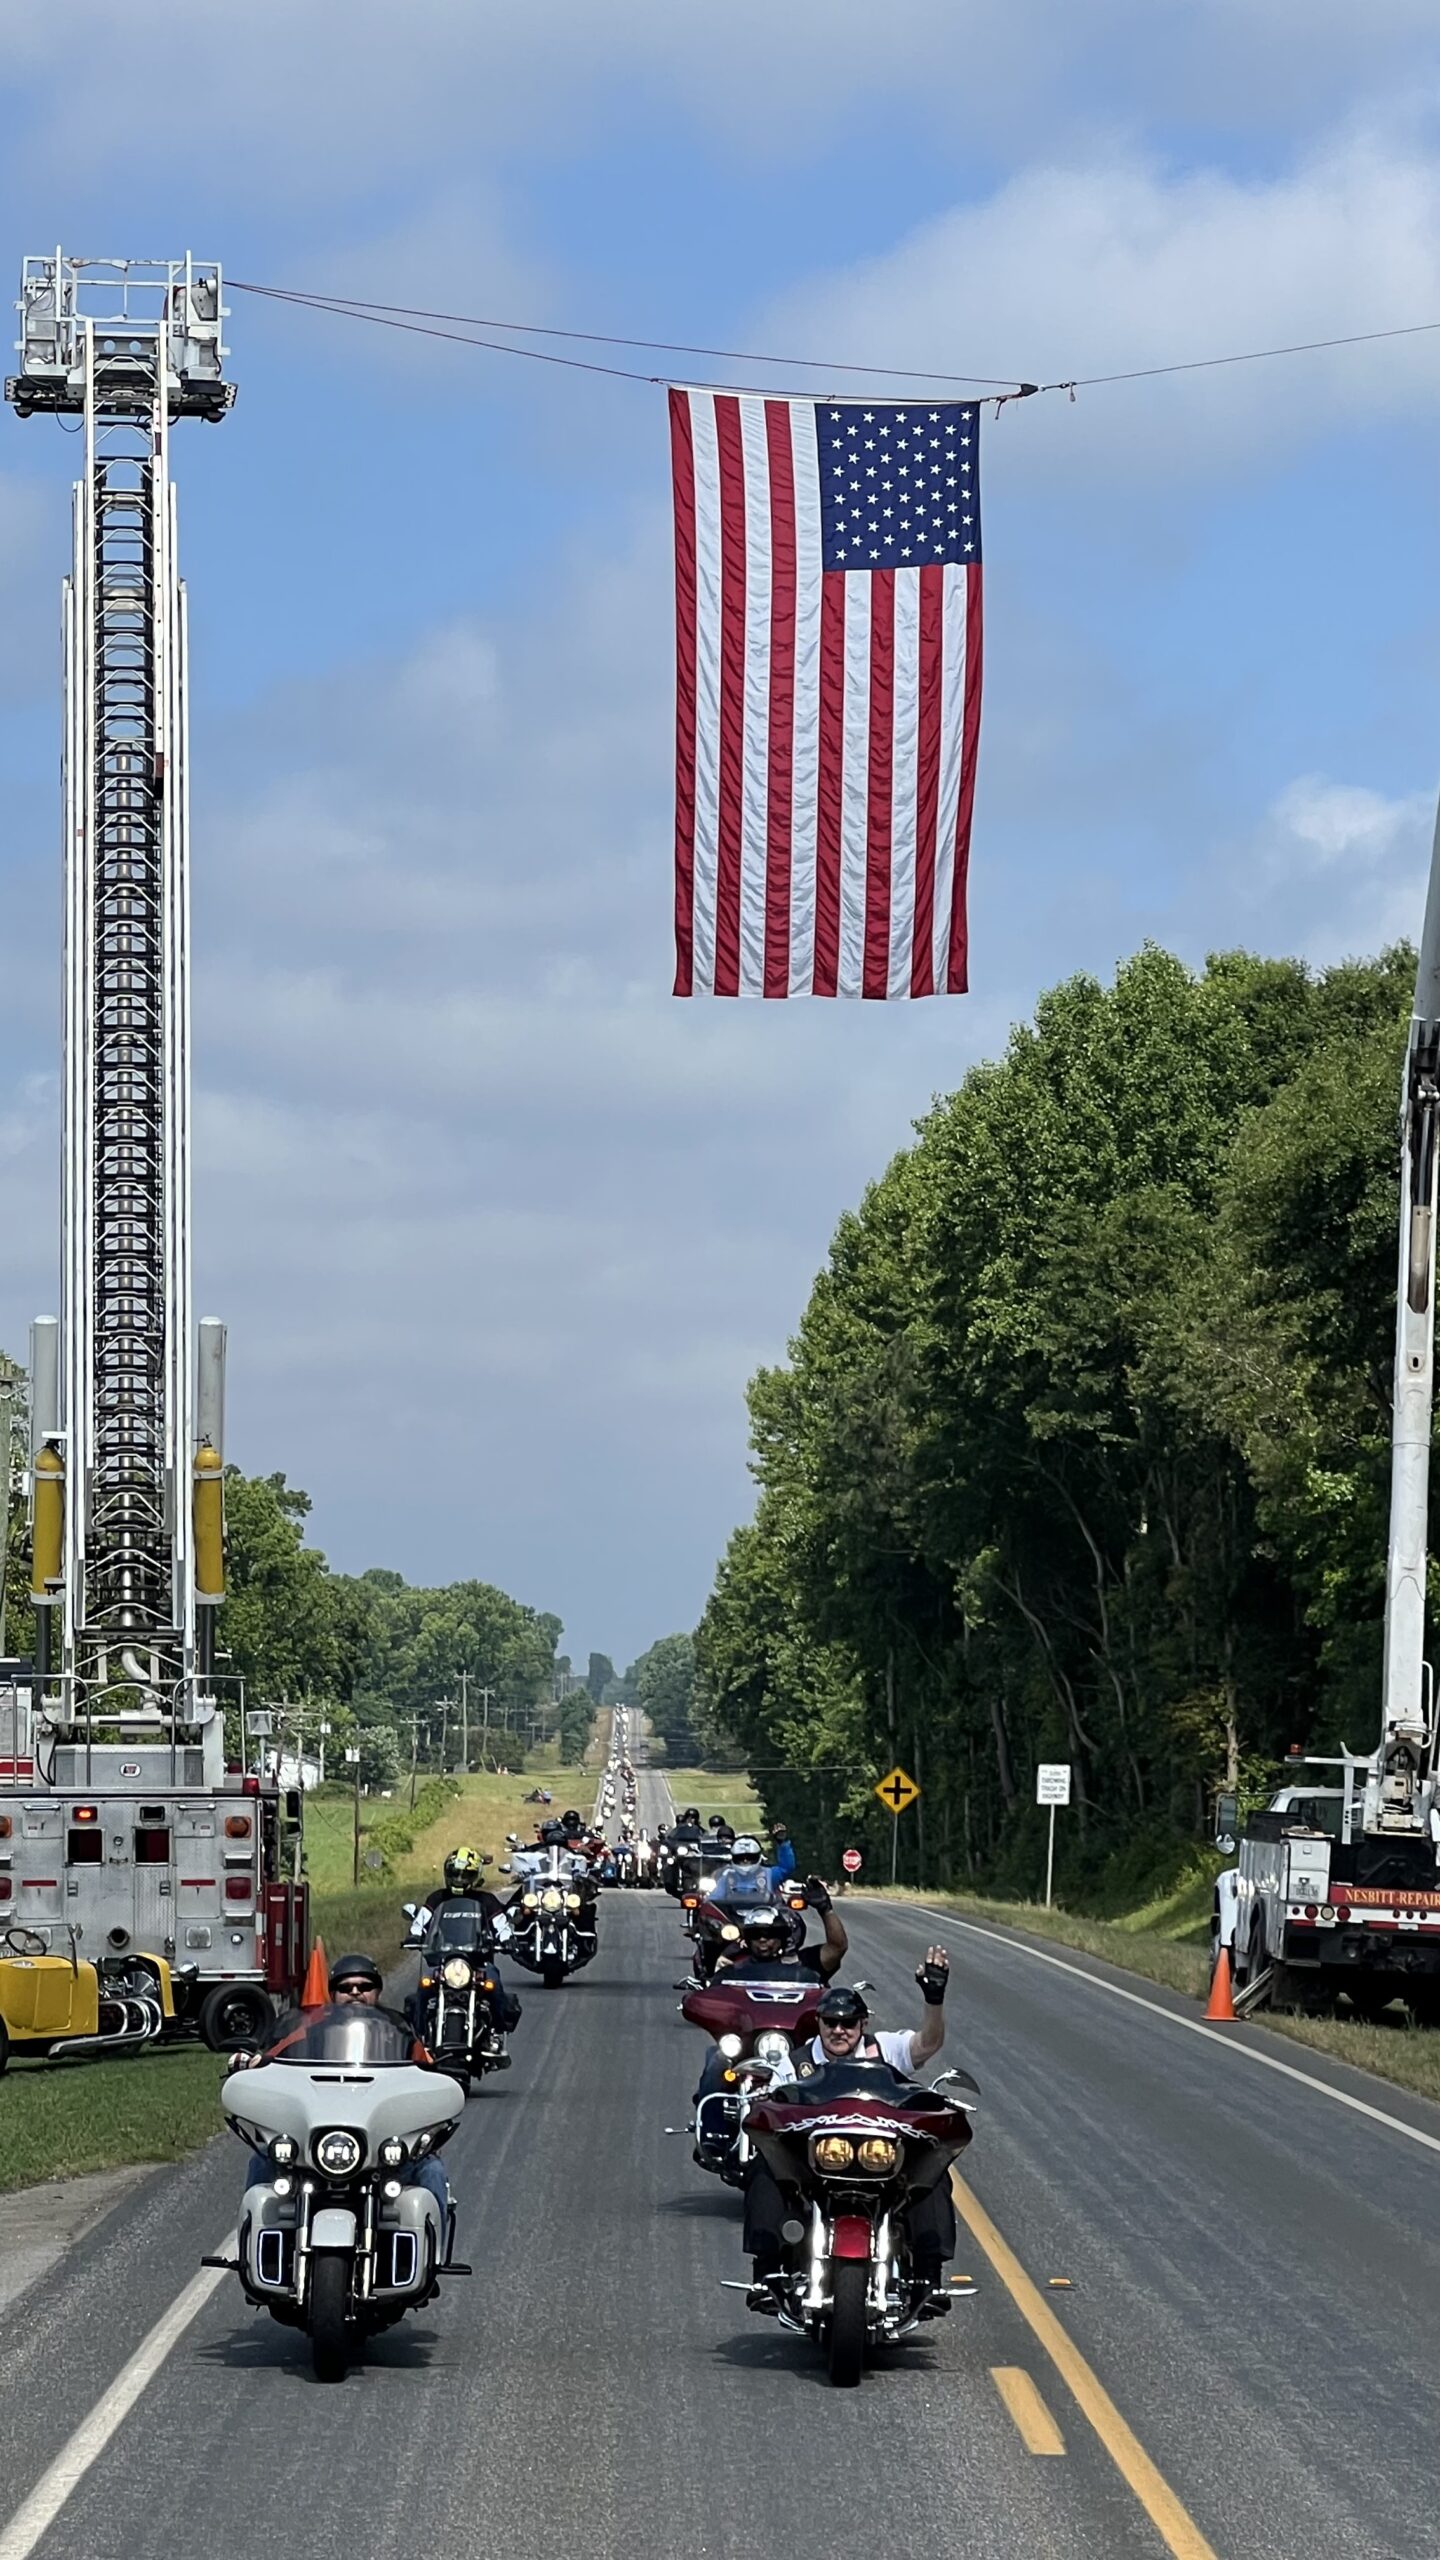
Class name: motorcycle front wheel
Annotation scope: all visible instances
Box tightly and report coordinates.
[309,2252,352,2383]
[542,1957,566,1989]
[826,2260,867,2388]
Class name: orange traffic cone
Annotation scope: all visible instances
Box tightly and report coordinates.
[1205,1944,1236,2022]
[300,1935,329,2010]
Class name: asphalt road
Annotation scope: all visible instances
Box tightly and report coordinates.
[3,1891,1439,2559]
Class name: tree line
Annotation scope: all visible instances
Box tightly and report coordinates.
[695,942,1416,1901]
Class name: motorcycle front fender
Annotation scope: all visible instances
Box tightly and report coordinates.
[311,2207,358,2249]
[829,2213,874,2261]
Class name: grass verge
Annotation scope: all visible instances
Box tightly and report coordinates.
[661,1767,761,1833]
[873,1886,1440,2109]
[0,2047,227,2197]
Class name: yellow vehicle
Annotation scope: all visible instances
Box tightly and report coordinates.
[0,1927,179,2070]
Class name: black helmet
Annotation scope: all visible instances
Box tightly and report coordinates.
[681,1805,701,1824]
[739,1905,786,1944]
[817,1984,869,2028]
[329,1951,383,1996]
[561,1808,581,1828]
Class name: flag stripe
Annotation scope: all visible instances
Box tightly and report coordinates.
[788,405,823,997]
[838,574,872,998]
[931,567,968,999]
[888,569,921,998]
[863,572,895,1000]
[814,573,846,997]
[910,565,944,999]
[687,393,724,998]
[762,400,796,999]
[948,562,984,994]
[669,390,698,997]
[713,394,748,998]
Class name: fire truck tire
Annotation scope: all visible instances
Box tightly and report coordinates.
[0,2021,9,2076]
[198,1984,274,2051]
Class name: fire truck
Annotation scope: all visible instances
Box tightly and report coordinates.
[0,256,307,2046]
[1213,793,1440,2021]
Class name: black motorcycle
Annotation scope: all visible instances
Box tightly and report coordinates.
[412,1898,511,2089]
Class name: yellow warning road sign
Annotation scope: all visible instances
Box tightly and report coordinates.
[875,1765,920,1817]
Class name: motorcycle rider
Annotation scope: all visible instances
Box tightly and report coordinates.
[237,1952,450,2218]
[406,1845,522,2044]
[743,1951,956,2299]
[714,1878,847,1978]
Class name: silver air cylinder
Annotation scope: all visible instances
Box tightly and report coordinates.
[196,1318,226,1459]
[28,1316,59,1460]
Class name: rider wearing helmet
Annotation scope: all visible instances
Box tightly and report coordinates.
[743,1950,955,2299]
[708,1834,776,1905]
[407,1845,523,2041]
[715,1880,848,1979]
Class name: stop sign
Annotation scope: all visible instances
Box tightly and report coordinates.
[842,1847,863,1874]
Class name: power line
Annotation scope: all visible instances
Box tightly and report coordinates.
[231,276,1440,404]
[229,277,1028,391]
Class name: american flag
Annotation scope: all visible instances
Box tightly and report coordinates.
[670,389,982,999]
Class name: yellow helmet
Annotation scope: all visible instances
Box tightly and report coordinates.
[444,1845,483,1890]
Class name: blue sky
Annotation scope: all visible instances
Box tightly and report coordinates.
[2,1,1440,1670]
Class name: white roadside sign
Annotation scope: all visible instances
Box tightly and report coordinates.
[1036,1763,1072,1806]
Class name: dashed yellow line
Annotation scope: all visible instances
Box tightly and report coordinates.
[953,2172,1220,2560]
[991,2365,1066,2455]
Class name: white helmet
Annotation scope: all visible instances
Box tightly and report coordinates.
[731,1834,764,1864]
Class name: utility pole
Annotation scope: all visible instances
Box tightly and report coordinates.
[460,1666,469,1775]
[409,1712,419,1810]
[477,1685,494,1764]
[437,1697,455,1774]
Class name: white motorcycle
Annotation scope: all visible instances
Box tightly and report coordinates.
[211,2006,468,2380]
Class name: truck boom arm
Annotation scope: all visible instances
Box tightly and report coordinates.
[1374,792,1440,1829]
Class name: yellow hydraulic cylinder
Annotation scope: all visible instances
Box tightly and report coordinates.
[193,1439,225,1602]
[30,1440,63,1599]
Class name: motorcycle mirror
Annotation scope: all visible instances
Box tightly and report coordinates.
[505,1833,520,1847]
[497,1863,512,1874]
[930,2066,981,2101]
[852,1979,874,1993]
[402,1902,419,1919]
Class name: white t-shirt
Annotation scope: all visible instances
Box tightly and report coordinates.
[809,2029,917,2075]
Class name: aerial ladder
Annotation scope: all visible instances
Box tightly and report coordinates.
[0,254,306,2045]
[1218,794,1440,2018]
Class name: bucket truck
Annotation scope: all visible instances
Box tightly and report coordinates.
[1216,793,1440,2019]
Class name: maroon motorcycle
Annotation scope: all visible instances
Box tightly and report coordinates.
[680,1962,827,2183]
[742,2057,980,2385]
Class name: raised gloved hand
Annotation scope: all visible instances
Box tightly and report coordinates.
[915,1944,950,2006]
[803,1875,833,1914]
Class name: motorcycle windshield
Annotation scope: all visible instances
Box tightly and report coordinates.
[424,1900,491,1952]
[268,2005,416,2066]
[784,2058,915,2100]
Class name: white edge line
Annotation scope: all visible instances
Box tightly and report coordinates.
[0,2234,232,2560]
[888,1905,1440,2163]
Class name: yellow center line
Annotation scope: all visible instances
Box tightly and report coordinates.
[991,2364,1066,2455]
[952,2172,1220,2560]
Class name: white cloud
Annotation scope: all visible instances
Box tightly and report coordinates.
[1237,774,1435,961]
[770,128,1440,475]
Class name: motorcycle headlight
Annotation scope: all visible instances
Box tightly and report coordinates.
[442,1958,473,1989]
[717,2032,744,2059]
[721,1924,741,1942]
[378,2136,406,2167]
[314,2128,363,2177]
[267,2134,298,2168]
[566,1892,582,1910]
[755,2031,791,2068]
[523,1892,539,1909]
[541,1888,563,1912]
[698,1875,716,1893]
[856,2137,899,2173]
[811,2134,855,2172]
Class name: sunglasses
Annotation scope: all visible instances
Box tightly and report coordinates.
[333,1982,377,1999]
